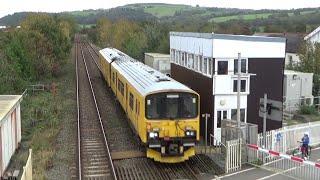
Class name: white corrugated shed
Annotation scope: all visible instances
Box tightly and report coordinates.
[0,95,22,177]
[283,70,313,111]
[144,53,171,75]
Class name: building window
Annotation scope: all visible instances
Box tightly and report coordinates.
[188,54,194,69]
[175,50,179,64]
[203,58,208,74]
[233,80,246,92]
[231,109,245,122]
[208,58,213,75]
[171,49,175,62]
[129,93,134,110]
[182,52,185,66]
[234,59,247,73]
[194,55,199,71]
[218,61,228,75]
[199,55,203,72]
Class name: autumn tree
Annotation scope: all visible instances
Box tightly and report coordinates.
[297,42,320,95]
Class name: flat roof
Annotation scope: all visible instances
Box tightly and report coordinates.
[0,95,22,121]
[145,53,170,58]
[170,32,286,43]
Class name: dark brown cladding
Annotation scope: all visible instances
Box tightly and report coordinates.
[247,58,284,132]
[171,63,214,139]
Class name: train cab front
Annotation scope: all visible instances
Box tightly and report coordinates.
[145,92,199,163]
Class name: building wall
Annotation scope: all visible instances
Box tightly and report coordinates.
[212,38,286,58]
[171,63,214,139]
[0,104,21,176]
[170,36,213,57]
[247,58,284,132]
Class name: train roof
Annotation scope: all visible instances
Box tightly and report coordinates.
[99,48,195,96]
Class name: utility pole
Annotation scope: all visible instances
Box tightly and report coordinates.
[202,113,210,153]
[263,93,267,163]
[237,53,241,129]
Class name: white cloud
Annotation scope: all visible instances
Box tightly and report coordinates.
[1,0,320,18]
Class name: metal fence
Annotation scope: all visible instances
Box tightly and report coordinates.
[257,121,320,155]
[247,145,320,180]
[21,149,32,180]
[225,138,242,173]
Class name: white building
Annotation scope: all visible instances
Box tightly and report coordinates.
[170,32,286,141]
[283,70,314,112]
[144,53,171,76]
[0,95,22,177]
[305,26,320,43]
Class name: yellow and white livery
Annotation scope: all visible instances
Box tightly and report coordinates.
[98,47,200,163]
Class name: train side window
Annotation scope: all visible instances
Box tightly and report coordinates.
[112,72,115,83]
[129,93,134,110]
[135,100,138,114]
[118,79,124,95]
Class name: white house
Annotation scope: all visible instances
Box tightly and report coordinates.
[0,95,22,177]
[304,26,320,43]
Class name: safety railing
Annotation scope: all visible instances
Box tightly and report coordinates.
[247,144,320,180]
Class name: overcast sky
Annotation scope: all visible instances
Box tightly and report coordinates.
[1,0,320,18]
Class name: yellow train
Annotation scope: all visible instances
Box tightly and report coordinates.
[98,47,200,163]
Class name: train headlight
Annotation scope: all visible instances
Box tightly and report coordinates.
[149,131,159,139]
[185,130,196,137]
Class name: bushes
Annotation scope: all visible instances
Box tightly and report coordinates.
[0,13,76,94]
[299,105,318,115]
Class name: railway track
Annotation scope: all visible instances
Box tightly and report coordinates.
[75,36,117,180]
[74,36,224,179]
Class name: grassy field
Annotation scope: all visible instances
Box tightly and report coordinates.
[143,4,190,17]
[210,13,272,23]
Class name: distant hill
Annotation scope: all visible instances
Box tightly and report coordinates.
[1,3,320,34]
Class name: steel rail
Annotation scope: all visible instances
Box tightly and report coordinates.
[79,43,117,180]
[75,39,82,180]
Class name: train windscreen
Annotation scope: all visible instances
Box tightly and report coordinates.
[146,92,198,119]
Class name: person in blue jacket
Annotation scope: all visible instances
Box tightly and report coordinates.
[301,132,310,157]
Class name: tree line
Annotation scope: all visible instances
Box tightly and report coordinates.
[0,13,76,94]
[86,18,169,60]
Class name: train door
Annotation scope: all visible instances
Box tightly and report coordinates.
[135,100,139,128]
[125,84,128,113]
[115,73,118,97]
[108,64,111,87]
